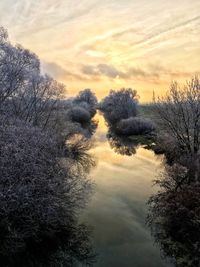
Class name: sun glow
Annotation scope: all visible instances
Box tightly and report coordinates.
[0,0,199,101]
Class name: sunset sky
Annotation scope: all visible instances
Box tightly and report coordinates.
[0,0,199,101]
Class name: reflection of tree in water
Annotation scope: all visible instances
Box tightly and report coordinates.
[107,131,138,156]
[147,163,200,267]
[81,119,99,138]
[107,129,155,156]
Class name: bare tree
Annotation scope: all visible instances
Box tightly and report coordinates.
[11,74,65,128]
[0,27,65,130]
[154,76,200,155]
[0,31,40,106]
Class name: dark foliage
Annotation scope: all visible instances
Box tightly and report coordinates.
[99,88,138,126]
[0,117,96,266]
[107,130,155,156]
[115,117,155,136]
[147,164,200,267]
[73,89,97,118]
[70,106,91,124]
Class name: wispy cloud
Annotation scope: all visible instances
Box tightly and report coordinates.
[0,0,199,101]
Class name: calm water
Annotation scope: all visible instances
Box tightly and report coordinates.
[81,116,172,267]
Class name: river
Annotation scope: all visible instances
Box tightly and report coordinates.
[81,116,172,267]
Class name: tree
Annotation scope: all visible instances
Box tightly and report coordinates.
[73,89,98,118]
[70,106,91,124]
[154,76,200,156]
[11,74,65,128]
[0,116,95,266]
[0,27,65,130]
[0,26,97,266]
[99,88,138,126]
[147,164,200,267]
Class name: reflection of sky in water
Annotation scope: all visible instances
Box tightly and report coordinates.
[81,115,172,267]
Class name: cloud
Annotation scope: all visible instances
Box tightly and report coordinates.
[132,15,200,49]
[97,64,125,79]
[81,64,159,80]
[81,63,198,83]
[0,0,99,37]
[42,62,86,81]
[0,0,199,101]
[82,64,125,79]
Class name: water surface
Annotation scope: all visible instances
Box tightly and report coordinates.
[81,117,171,267]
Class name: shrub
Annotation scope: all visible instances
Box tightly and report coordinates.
[115,117,155,136]
[0,117,94,266]
[99,88,138,125]
[70,106,91,124]
[73,89,97,118]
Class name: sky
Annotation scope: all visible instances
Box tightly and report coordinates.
[0,0,199,101]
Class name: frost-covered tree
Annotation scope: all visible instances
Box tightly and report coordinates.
[0,31,40,106]
[0,27,65,129]
[70,106,91,124]
[0,116,95,266]
[115,117,155,136]
[73,89,98,118]
[154,76,200,157]
[63,89,99,138]
[11,74,65,128]
[99,88,138,126]
[99,88,155,139]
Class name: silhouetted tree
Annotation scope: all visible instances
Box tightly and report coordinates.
[147,164,200,267]
[154,76,200,157]
[0,27,65,129]
[99,88,138,126]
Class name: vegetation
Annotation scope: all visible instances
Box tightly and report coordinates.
[0,27,97,266]
[73,88,98,119]
[98,88,138,125]
[1,23,200,267]
[153,76,200,160]
[99,88,155,137]
[0,117,95,266]
[116,117,155,136]
[147,76,200,267]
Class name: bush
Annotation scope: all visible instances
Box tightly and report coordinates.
[99,88,138,125]
[70,106,91,124]
[73,89,97,118]
[0,117,94,266]
[115,117,155,136]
